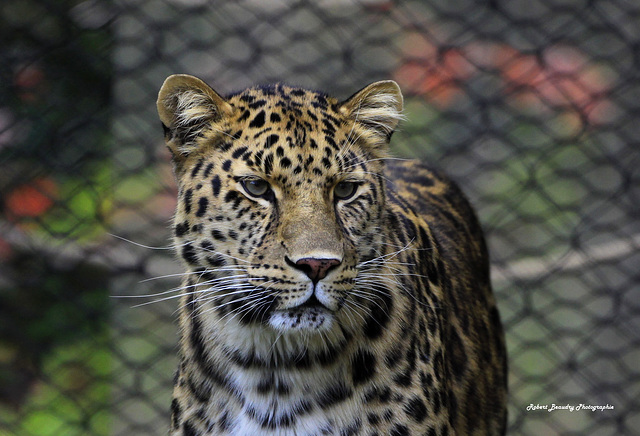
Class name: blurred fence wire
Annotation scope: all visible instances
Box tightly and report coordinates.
[1,0,638,434]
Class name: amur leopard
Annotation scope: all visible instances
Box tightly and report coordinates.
[156,74,507,436]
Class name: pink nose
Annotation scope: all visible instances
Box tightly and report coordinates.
[294,257,341,283]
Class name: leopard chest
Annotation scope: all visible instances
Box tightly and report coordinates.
[173,307,448,436]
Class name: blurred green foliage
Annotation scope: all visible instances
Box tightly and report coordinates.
[0,0,113,241]
[0,1,113,433]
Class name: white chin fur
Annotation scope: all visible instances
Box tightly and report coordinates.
[268,307,333,332]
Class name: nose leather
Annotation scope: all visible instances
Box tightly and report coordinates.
[294,257,341,283]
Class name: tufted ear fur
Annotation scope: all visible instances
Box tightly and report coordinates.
[339,80,404,145]
[157,74,235,159]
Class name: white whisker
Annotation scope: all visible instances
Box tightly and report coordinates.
[109,233,179,250]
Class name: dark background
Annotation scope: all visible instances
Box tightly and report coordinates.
[1,0,638,434]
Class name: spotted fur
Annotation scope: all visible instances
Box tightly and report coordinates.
[157,74,507,436]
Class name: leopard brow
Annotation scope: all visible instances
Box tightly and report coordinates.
[233,174,269,182]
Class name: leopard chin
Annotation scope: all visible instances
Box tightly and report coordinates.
[268,305,334,332]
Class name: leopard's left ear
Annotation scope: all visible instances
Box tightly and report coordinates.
[339,80,404,142]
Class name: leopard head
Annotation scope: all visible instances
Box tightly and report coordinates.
[157,75,403,334]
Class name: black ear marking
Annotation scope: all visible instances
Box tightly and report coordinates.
[162,122,172,139]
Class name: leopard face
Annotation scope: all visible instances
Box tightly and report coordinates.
[158,76,403,334]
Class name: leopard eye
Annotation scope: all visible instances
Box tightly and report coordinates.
[241,178,271,198]
[334,181,358,201]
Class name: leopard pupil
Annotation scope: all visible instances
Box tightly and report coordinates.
[245,179,269,196]
[335,182,355,199]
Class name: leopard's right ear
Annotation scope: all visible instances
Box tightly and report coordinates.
[157,74,234,158]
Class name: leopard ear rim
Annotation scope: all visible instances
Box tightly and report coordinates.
[157,74,235,157]
[339,80,405,141]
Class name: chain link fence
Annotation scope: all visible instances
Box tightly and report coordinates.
[1,0,638,434]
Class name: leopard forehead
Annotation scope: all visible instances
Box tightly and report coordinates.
[212,84,369,185]
[228,83,336,114]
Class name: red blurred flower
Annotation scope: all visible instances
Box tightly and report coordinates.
[5,178,58,218]
[394,33,475,108]
[499,45,613,124]
[395,35,614,125]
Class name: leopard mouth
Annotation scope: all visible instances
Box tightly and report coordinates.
[273,294,333,318]
[269,295,334,332]
[297,294,325,310]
